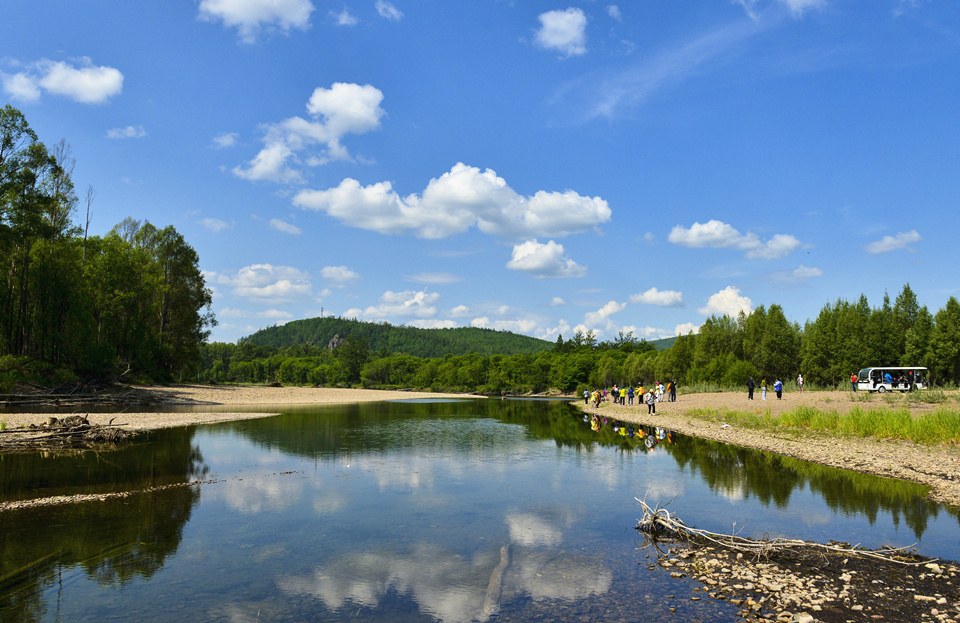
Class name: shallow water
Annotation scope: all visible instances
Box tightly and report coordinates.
[1,398,958,622]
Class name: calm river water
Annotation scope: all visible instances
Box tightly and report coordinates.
[2,398,958,622]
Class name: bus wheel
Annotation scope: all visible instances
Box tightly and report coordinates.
[878,386,886,393]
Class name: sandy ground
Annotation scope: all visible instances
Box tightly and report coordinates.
[583,388,960,508]
[0,385,469,431]
[3,384,959,507]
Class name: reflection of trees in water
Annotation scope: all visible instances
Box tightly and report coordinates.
[0,427,208,501]
[538,404,959,542]
[0,428,208,623]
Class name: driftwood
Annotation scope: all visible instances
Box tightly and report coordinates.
[635,497,936,567]
[0,379,155,409]
[0,414,132,450]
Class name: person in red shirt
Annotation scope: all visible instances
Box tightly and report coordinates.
[851,372,858,392]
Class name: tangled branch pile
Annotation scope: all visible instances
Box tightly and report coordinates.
[635,497,936,567]
[0,415,132,451]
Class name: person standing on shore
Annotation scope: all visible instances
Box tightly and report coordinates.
[797,374,804,393]
[761,377,767,400]
[670,380,677,402]
[851,372,858,392]
[774,378,783,400]
[645,389,656,414]
[747,377,755,399]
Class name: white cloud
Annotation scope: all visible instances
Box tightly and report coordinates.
[768,264,823,283]
[320,265,359,286]
[734,0,825,20]
[607,5,622,21]
[549,297,566,307]
[269,218,302,234]
[218,264,313,303]
[234,82,385,183]
[405,273,461,285]
[106,125,146,139]
[865,230,921,254]
[535,8,588,58]
[506,239,586,278]
[2,58,123,104]
[781,0,826,18]
[629,287,683,307]
[470,317,540,334]
[668,220,801,260]
[293,163,611,239]
[330,8,358,25]
[350,289,440,320]
[450,305,471,317]
[375,1,403,21]
[698,286,753,317]
[198,0,314,43]
[212,132,239,148]
[675,322,700,336]
[199,218,234,232]
[584,300,626,327]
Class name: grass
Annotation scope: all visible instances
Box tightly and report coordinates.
[687,404,960,445]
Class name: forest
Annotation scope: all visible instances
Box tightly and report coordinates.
[198,283,960,396]
[0,105,215,386]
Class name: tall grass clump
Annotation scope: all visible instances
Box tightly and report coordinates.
[777,406,840,432]
[907,408,960,444]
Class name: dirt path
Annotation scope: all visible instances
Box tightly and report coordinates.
[582,388,960,508]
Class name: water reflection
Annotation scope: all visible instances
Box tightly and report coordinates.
[1,398,958,623]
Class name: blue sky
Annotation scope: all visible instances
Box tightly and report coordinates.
[3,0,958,344]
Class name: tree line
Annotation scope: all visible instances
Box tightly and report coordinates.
[200,283,960,394]
[0,105,215,385]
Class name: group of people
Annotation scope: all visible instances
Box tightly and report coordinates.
[583,380,679,414]
[746,376,785,400]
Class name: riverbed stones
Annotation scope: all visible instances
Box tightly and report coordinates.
[653,543,960,622]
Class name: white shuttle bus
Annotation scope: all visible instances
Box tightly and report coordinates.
[856,366,927,393]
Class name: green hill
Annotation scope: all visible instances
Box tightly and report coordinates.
[241,317,554,358]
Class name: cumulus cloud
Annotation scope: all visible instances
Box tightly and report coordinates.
[2,57,123,104]
[234,83,385,183]
[407,319,457,329]
[293,163,611,239]
[607,5,622,21]
[199,218,234,232]
[330,8,358,25]
[106,125,146,139]
[768,264,823,283]
[375,1,403,21]
[198,0,314,43]
[865,230,921,254]
[535,8,588,57]
[549,297,567,307]
[675,322,700,336]
[346,289,439,320]
[668,219,801,260]
[269,218,302,234]
[212,132,239,148]
[470,316,541,335]
[216,264,312,303]
[584,300,626,327]
[698,286,753,317]
[449,305,471,317]
[320,265,359,286]
[629,287,683,307]
[506,239,586,278]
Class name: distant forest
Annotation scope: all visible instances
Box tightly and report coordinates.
[242,317,554,358]
[200,283,960,395]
